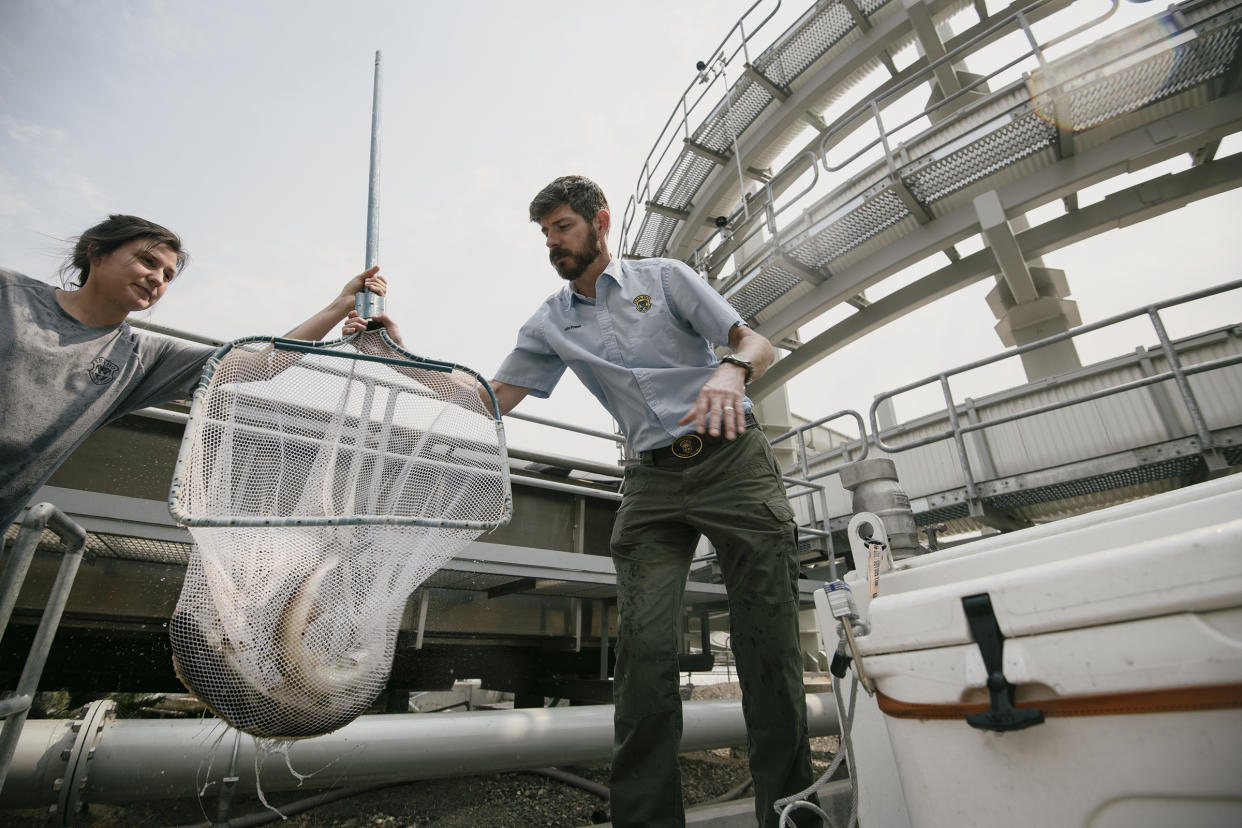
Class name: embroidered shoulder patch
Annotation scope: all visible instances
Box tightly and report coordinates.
[633,294,652,313]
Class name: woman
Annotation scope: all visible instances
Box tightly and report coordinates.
[0,214,392,533]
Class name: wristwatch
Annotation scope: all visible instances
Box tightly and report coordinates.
[720,354,754,385]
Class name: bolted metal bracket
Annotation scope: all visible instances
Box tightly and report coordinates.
[56,698,116,825]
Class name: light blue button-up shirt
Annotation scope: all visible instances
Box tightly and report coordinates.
[494,257,752,452]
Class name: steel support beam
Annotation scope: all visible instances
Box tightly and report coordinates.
[744,62,790,102]
[841,0,900,75]
[667,0,1036,260]
[748,151,1242,399]
[644,200,692,221]
[905,0,960,97]
[975,190,1037,304]
[683,138,731,166]
[775,251,828,285]
[751,92,1242,351]
[667,0,1075,260]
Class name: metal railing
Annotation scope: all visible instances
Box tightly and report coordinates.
[870,279,1242,503]
[126,319,632,503]
[619,0,784,253]
[689,0,1130,281]
[769,409,870,579]
[0,503,89,798]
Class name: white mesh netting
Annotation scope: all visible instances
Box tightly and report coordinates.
[167,330,510,739]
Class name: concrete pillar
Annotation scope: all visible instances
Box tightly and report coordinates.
[986,266,1083,380]
[975,192,1083,381]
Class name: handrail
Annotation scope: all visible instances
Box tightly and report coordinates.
[813,0,1103,170]
[697,0,1075,269]
[694,150,822,283]
[0,504,90,798]
[831,2,1113,181]
[869,278,1242,499]
[620,0,784,252]
[123,320,628,469]
[128,318,226,347]
[691,150,820,277]
[769,408,869,477]
[506,410,625,445]
[684,0,1129,271]
[769,407,868,578]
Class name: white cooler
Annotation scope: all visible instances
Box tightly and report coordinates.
[829,473,1242,828]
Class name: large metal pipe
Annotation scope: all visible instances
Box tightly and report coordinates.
[2,694,840,813]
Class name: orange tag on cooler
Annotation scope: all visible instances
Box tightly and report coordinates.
[867,540,882,600]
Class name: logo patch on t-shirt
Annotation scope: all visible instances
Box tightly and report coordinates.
[633,294,652,313]
[87,357,120,386]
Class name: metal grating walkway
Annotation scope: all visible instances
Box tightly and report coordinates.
[627,0,955,258]
[623,0,1242,360]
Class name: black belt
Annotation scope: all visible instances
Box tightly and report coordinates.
[640,412,760,466]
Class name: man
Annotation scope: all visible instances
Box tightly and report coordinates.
[489,176,816,828]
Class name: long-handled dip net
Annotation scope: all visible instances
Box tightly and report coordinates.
[167,329,511,739]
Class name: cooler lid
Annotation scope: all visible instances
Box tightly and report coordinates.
[854,473,1242,656]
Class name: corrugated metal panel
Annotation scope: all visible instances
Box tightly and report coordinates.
[790,326,1242,542]
[1180,334,1242,429]
[859,434,965,496]
[975,386,1153,476]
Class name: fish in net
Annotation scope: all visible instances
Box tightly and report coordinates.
[167,329,511,739]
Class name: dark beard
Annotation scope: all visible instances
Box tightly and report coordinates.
[550,224,601,281]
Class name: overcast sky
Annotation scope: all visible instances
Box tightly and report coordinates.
[2,0,1239,464]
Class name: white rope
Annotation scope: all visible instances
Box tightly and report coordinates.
[774,673,860,828]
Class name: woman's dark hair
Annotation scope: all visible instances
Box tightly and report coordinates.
[529,175,609,224]
[60,214,188,288]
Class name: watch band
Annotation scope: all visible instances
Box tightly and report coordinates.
[720,354,754,384]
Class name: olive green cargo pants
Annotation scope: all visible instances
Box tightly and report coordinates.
[608,427,816,828]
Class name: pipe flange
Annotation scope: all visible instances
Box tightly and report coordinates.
[55,698,115,826]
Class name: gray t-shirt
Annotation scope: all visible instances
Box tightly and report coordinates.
[1,268,214,529]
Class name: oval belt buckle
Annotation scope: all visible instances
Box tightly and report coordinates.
[672,434,703,459]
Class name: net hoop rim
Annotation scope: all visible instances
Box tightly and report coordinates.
[166,330,512,529]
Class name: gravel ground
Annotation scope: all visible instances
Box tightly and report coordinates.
[2,682,842,828]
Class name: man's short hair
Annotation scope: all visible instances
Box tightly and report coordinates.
[529,175,609,224]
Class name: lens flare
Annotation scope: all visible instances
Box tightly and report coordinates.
[1028,17,1189,131]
